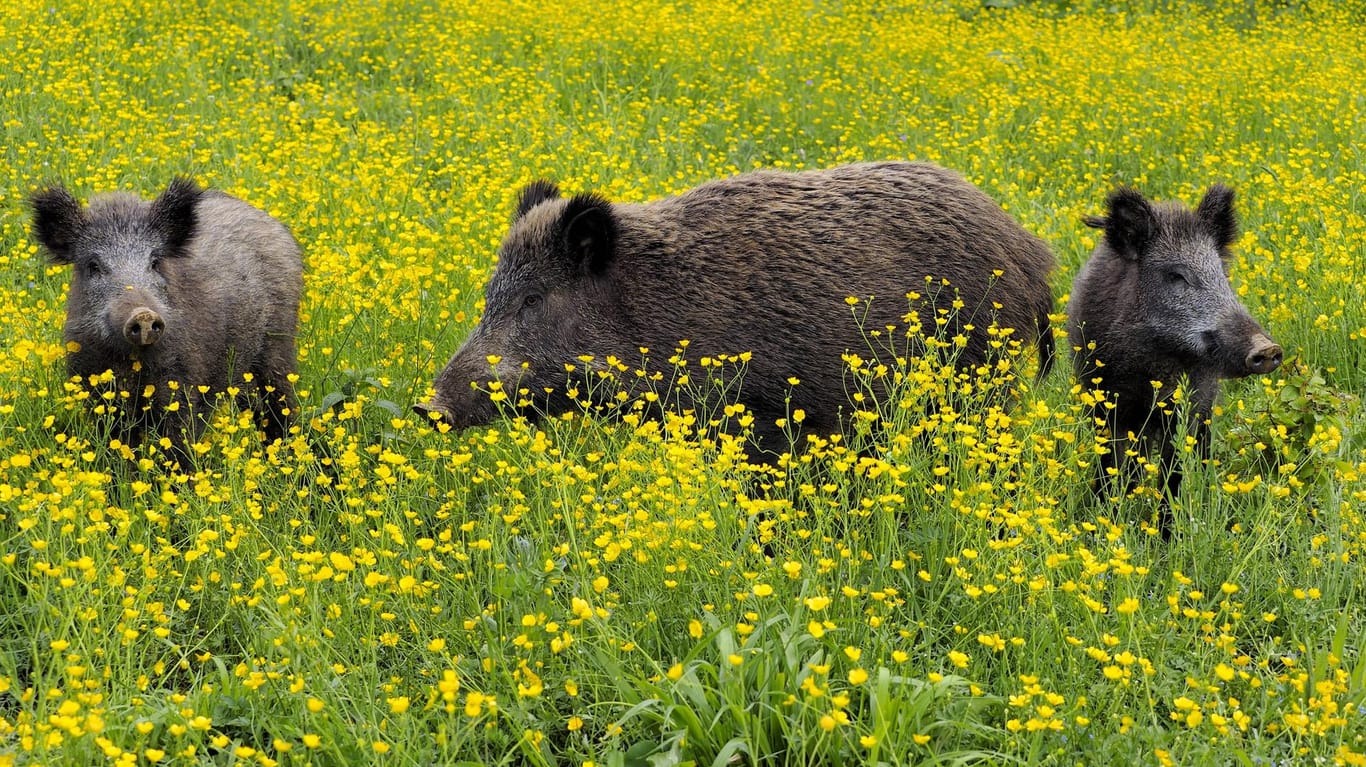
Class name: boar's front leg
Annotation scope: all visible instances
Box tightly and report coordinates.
[1157,431,1181,541]
[147,379,206,473]
[257,374,298,444]
[1156,383,1220,539]
[1092,400,1146,501]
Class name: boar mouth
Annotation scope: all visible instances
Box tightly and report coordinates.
[412,389,505,432]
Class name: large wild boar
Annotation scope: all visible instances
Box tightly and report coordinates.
[1068,184,1282,537]
[417,161,1057,455]
[31,178,303,469]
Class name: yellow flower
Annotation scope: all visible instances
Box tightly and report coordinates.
[804,596,831,611]
[438,669,461,700]
[465,691,489,718]
[977,633,1006,651]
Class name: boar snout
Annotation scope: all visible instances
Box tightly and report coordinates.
[412,400,452,423]
[123,307,165,347]
[1245,335,1283,375]
[412,401,432,417]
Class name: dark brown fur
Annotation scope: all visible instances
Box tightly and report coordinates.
[31,178,303,469]
[1068,184,1281,537]
[419,162,1057,454]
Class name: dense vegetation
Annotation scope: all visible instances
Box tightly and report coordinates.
[2,0,1364,764]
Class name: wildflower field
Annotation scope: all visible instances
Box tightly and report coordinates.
[3,0,1366,764]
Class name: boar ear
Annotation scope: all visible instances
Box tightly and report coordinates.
[1196,183,1238,251]
[515,180,561,220]
[149,177,203,256]
[562,193,617,275]
[29,185,86,264]
[1097,187,1155,261]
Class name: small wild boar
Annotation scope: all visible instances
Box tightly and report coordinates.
[31,177,304,468]
[1068,184,1282,536]
[417,161,1057,455]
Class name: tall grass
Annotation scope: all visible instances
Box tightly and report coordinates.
[2,0,1365,764]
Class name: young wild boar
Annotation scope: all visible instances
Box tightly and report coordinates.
[416,161,1057,455]
[1068,184,1282,537]
[32,178,303,469]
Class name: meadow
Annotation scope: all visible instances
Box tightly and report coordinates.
[2,0,1366,764]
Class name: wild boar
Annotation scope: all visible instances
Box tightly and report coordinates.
[31,177,304,469]
[1068,184,1282,537]
[417,161,1057,456]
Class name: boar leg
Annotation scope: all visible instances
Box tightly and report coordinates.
[1093,402,1146,501]
[1155,394,1217,540]
[148,383,204,473]
[256,373,297,444]
[255,341,299,444]
[1155,399,1217,541]
[1093,431,1123,499]
[98,389,145,454]
[260,388,295,444]
[1157,435,1180,541]
[1094,402,1183,539]
[747,418,792,464]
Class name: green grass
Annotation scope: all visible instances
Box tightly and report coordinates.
[2,0,1366,765]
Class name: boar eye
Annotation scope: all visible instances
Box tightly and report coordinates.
[82,261,105,277]
[1164,270,1190,286]
[522,293,543,309]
